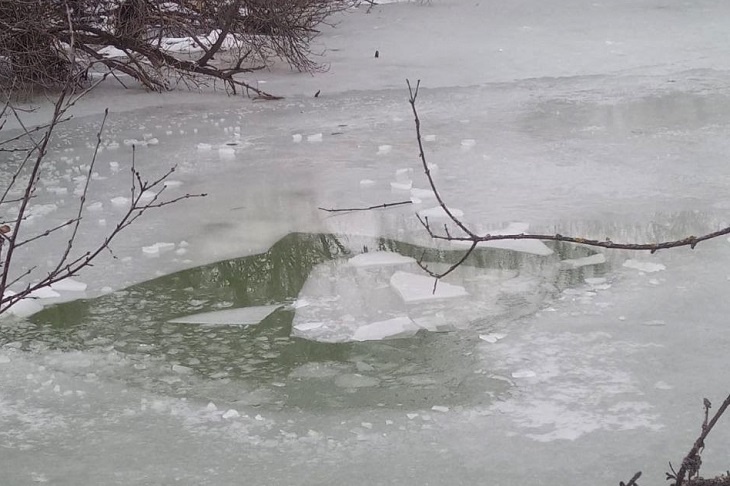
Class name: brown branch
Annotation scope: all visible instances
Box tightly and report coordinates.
[318,200,412,212]
[672,395,730,486]
[620,471,642,486]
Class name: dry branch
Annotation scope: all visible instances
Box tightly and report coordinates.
[405,79,730,279]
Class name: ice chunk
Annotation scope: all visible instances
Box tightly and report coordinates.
[560,253,606,268]
[196,143,212,151]
[390,271,468,303]
[377,145,392,155]
[146,138,159,145]
[222,409,240,419]
[423,134,437,142]
[218,147,236,158]
[50,278,88,292]
[307,133,323,142]
[418,206,464,220]
[168,304,281,326]
[461,139,476,149]
[479,333,507,343]
[410,188,436,200]
[359,179,376,186]
[413,315,459,333]
[8,298,43,317]
[352,316,420,341]
[86,201,103,212]
[511,370,536,378]
[293,321,323,332]
[390,180,412,191]
[28,287,61,299]
[431,405,450,413]
[348,251,415,267]
[623,259,666,273]
[292,134,303,143]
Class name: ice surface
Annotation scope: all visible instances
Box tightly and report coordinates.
[351,316,420,341]
[347,251,415,267]
[390,271,468,303]
[168,305,281,326]
[622,259,666,273]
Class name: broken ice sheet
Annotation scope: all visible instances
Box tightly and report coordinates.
[351,316,420,341]
[168,304,281,326]
[390,271,468,303]
[347,251,415,268]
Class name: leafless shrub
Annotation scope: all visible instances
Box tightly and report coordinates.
[0,0,352,97]
[0,73,205,315]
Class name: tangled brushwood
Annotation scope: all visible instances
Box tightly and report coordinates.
[0,0,351,96]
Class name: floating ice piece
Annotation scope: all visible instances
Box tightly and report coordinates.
[46,187,68,195]
[147,138,159,146]
[418,206,464,220]
[585,277,607,285]
[292,134,303,143]
[410,188,436,200]
[395,168,413,179]
[352,316,420,341]
[222,409,240,419]
[431,405,450,413]
[196,143,212,151]
[423,134,436,142]
[293,321,323,332]
[307,133,323,142]
[390,271,468,303]
[218,147,236,158]
[334,374,380,388]
[50,278,88,292]
[390,180,412,191]
[360,179,376,186]
[377,145,392,155]
[511,370,536,378]
[7,297,43,317]
[560,253,606,268]
[168,304,281,326]
[412,315,458,333]
[86,201,103,212]
[461,139,476,147]
[623,259,666,273]
[142,242,175,255]
[109,161,120,170]
[28,287,61,299]
[348,251,415,268]
[479,332,507,343]
[107,142,120,150]
[110,196,129,207]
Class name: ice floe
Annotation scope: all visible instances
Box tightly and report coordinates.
[390,271,468,303]
[168,304,282,326]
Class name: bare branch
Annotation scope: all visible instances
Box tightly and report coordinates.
[318,200,412,212]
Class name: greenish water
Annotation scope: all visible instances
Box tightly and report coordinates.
[5,232,605,409]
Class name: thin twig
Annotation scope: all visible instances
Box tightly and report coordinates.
[318,200,412,212]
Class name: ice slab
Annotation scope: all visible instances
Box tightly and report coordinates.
[560,253,607,268]
[452,222,553,256]
[348,251,415,268]
[307,133,323,142]
[352,316,420,341]
[50,278,88,292]
[390,180,412,191]
[168,304,281,326]
[410,187,437,200]
[390,271,468,303]
[623,259,666,273]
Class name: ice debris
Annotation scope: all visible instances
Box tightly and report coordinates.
[352,316,420,341]
[390,271,468,303]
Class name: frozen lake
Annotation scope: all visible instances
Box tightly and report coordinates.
[3,1,730,484]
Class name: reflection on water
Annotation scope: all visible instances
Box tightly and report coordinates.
[5,232,604,409]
